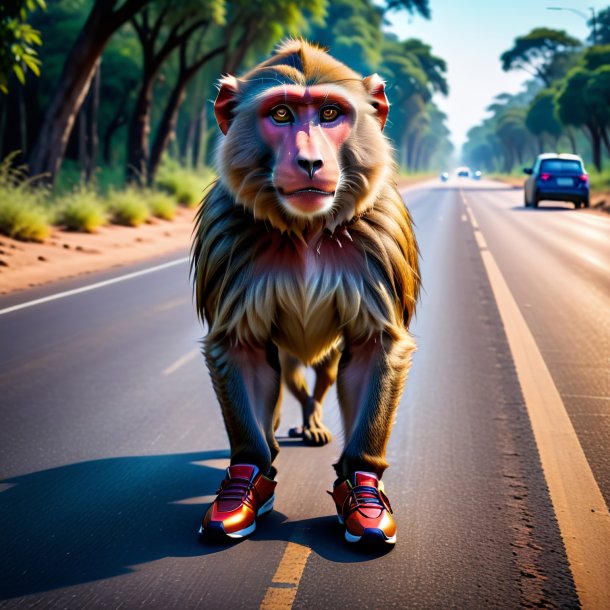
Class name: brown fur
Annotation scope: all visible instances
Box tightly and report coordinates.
[191,40,420,477]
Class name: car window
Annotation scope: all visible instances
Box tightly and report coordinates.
[539,160,583,173]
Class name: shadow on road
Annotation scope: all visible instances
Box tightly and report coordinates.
[510,204,576,212]
[0,449,385,600]
[0,451,230,600]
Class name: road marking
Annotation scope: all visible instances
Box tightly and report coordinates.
[462,191,610,609]
[163,348,199,376]
[260,537,311,609]
[0,257,189,316]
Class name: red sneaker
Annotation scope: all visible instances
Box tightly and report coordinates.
[199,464,276,540]
[330,472,396,545]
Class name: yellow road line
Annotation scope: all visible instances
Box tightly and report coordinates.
[462,190,610,609]
[260,538,312,609]
[163,348,199,376]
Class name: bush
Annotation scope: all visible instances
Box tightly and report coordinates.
[0,153,50,241]
[107,187,150,227]
[54,187,107,232]
[146,190,177,220]
[155,158,214,207]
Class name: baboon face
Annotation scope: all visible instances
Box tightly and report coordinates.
[213,40,392,233]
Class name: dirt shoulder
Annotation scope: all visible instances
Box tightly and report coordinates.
[0,176,436,298]
[0,207,196,296]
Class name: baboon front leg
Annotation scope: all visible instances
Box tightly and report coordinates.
[335,329,415,480]
[206,337,282,475]
[280,349,336,446]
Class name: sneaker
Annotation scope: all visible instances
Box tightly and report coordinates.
[330,471,396,545]
[199,464,276,540]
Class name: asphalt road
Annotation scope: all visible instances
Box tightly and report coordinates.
[1,179,608,608]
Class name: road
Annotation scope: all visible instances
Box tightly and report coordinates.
[1,179,608,608]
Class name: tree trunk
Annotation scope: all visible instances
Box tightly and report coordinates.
[78,104,87,180]
[587,124,602,172]
[148,44,225,181]
[27,0,148,185]
[194,101,207,169]
[86,61,101,183]
[566,127,578,154]
[126,77,155,185]
[147,82,187,183]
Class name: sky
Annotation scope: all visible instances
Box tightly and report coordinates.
[382,0,607,154]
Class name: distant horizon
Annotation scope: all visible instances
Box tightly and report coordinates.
[382,0,605,155]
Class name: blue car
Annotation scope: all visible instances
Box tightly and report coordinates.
[523,153,589,209]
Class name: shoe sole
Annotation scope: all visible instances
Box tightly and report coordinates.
[338,515,396,545]
[199,494,275,540]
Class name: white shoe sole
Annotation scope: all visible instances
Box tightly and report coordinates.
[199,494,275,539]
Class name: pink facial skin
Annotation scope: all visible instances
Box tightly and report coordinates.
[257,85,354,217]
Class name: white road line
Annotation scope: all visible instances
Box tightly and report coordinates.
[462,191,610,609]
[163,348,199,376]
[0,257,189,316]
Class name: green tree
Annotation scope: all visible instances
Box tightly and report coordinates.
[526,90,562,152]
[27,0,152,184]
[501,28,581,86]
[0,0,45,94]
[591,6,610,45]
[555,67,607,170]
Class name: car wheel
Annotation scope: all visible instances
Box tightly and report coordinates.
[582,197,590,208]
[524,194,531,207]
[533,198,539,208]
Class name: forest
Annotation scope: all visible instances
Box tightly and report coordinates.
[0,0,453,241]
[463,8,610,178]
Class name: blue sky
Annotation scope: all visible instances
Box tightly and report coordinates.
[382,0,607,153]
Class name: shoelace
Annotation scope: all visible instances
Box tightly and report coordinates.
[216,476,257,509]
[348,485,389,519]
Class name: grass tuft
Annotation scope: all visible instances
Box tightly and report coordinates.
[155,158,214,207]
[0,153,51,241]
[54,187,107,232]
[146,190,177,220]
[107,188,150,227]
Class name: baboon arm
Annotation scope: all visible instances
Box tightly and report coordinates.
[335,328,415,480]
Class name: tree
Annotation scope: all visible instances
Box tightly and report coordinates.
[501,28,581,86]
[0,0,45,94]
[555,68,605,170]
[526,90,562,152]
[125,0,225,184]
[591,6,610,45]
[27,0,151,184]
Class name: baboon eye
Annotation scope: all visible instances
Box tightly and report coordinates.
[270,105,294,124]
[320,106,341,123]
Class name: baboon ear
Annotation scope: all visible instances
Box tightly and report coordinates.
[214,75,240,135]
[363,73,389,131]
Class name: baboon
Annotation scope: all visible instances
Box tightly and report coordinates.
[192,40,420,545]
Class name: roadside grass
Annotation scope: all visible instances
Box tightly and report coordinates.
[156,158,215,207]
[146,190,177,220]
[107,187,151,227]
[0,154,51,242]
[53,187,107,232]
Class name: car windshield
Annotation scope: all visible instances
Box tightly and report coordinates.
[540,159,583,174]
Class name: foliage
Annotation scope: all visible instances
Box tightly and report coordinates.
[54,186,107,232]
[500,28,581,85]
[155,158,214,207]
[107,187,151,226]
[591,6,610,45]
[526,90,562,149]
[146,189,177,220]
[0,0,45,94]
[0,152,50,241]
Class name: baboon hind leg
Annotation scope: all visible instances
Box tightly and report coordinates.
[280,349,336,446]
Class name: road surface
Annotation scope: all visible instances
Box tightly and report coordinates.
[1,179,608,608]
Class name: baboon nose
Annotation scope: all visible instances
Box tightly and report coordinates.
[297,158,324,179]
